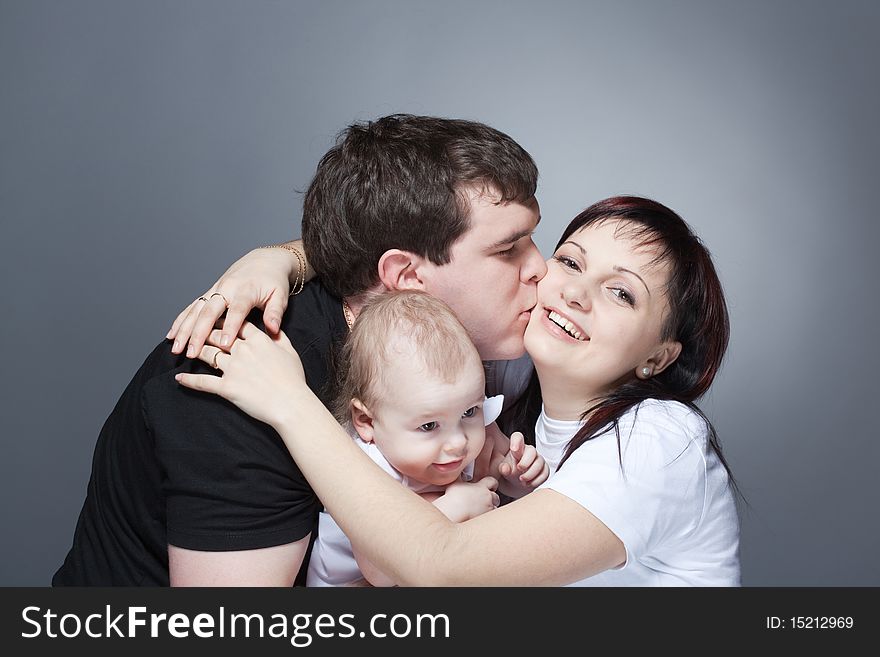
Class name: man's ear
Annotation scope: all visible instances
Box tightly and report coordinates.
[350,398,377,443]
[377,249,426,291]
[637,340,683,379]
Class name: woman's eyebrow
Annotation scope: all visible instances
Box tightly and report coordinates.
[614,266,651,296]
[561,241,651,296]
[560,240,585,255]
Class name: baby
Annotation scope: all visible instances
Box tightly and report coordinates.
[307,290,546,586]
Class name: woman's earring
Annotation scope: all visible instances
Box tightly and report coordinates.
[641,367,652,378]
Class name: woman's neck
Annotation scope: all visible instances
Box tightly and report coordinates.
[534,367,602,422]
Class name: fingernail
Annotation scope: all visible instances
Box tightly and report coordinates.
[221,335,230,347]
[174,374,181,381]
[186,345,195,358]
[173,340,181,353]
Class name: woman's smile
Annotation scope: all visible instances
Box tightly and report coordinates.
[540,306,589,342]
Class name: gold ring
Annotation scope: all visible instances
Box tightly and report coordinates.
[211,349,222,369]
[210,292,229,306]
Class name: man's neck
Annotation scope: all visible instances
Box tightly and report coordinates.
[343,284,386,321]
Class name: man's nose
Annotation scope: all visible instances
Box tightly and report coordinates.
[522,240,547,283]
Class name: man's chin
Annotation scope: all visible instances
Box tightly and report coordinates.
[478,339,526,362]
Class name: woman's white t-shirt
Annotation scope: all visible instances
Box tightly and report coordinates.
[537,399,741,586]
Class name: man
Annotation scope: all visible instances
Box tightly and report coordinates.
[54,114,545,586]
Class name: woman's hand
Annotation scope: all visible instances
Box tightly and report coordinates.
[167,244,306,358]
[174,321,307,429]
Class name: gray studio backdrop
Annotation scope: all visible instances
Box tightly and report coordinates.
[2,0,877,586]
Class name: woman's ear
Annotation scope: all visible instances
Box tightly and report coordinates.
[350,398,376,443]
[377,250,426,291]
[637,341,682,379]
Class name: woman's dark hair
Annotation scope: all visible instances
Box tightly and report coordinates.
[302,114,538,298]
[499,196,736,484]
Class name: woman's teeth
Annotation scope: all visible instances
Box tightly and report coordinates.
[548,311,586,341]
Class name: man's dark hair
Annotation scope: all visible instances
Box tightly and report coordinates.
[301,114,538,298]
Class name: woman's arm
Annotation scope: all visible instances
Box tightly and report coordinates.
[351,482,500,587]
[167,240,315,357]
[272,391,622,586]
[176,324,625,586]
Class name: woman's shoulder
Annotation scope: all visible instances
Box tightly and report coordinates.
[629,398,707,429]
[616,399,711,462]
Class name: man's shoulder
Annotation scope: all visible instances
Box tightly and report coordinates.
[121,338,188,409]
[279,278,347,352]
[139,344,261,437]
[138,278,346,436]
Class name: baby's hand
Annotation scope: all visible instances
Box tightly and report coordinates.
[432,477,500,523]
[498,432,550,497]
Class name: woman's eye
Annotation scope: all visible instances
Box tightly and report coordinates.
[419,421,438,432]
[462,406,478,418]
[610,288,635,306]
[554,255,580,272]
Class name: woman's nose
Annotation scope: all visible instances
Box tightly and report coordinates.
[562,281,591,311]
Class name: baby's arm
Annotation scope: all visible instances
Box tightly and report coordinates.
[352,479,499,586]
[431,477,500,523]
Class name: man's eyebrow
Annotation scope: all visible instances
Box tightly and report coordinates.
[560,241,651,296]
[487,226,536,251]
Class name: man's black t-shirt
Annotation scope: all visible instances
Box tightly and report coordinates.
[53,280,348,585]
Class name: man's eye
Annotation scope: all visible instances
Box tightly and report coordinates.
[419,422,438,432]
[498,245,516,257]
[462,406,478,418]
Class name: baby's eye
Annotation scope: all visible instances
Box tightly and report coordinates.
[462,406,479,418]
[419,421,438,432]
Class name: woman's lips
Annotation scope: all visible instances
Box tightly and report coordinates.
[540,307,588,343]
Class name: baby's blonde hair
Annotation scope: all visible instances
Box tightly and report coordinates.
[333,290,482,425]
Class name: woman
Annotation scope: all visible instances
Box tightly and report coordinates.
[175,196,740,586]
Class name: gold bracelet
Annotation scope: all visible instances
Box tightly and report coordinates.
[290,248,306,296]
[261,243,306,296]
